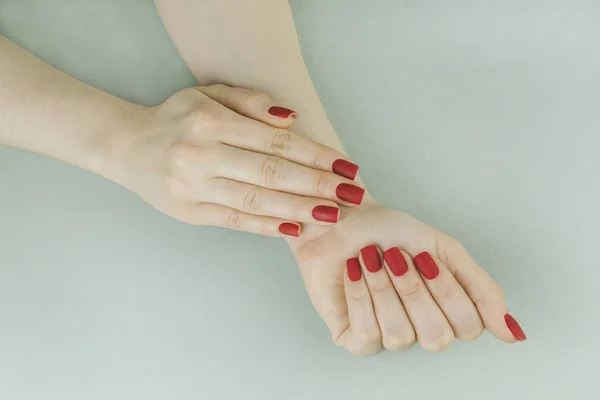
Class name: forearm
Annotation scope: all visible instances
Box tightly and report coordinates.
[154,0,345,153]
[0,35,140,177]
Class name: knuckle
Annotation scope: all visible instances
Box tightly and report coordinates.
[226,211,242,230]
[312,172,329,197]
[243,189,264,212]
[311,147,328,169]
[260,156,285,186]
[265,129,292,155]
[241,89,267,105]
[368,281,395,295]
[348,286,371,302]
[397,281,422,302]
[186,110,219,135]
[383,330,416,351]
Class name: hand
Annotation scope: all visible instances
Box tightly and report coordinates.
[106,84,365,236]
[289,200,526,354]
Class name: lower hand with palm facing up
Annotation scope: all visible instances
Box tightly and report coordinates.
[288,198,526,355]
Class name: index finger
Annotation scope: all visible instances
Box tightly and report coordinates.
[221,122,359,180]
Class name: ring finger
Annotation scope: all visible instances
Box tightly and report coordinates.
[207,177,341,225]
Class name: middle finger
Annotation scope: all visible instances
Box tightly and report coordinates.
[213,145,365,207]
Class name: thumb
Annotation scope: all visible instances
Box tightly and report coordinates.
[197,84,298,128]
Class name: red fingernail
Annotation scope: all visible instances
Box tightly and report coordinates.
[360,245,382,272]
[278,223,300,237]
[336,184,365,205]
[268,106,298,119]
[347,258,362,282]
[504,313,527,341]
[414,252,439,280]
[312,205,339,223]
[332,159,359,180]
[383,247,409,277]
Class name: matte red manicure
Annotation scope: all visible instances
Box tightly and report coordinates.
[383,247,409,277]
[268,106,298,119]
[347,258,362,282]
[312,206,339,223]
[278,223,300,237]
[332,159,359,180]
[414,252,439,280]
[360,245,382,272]
[505,313,527,341]
[336,184,365,205]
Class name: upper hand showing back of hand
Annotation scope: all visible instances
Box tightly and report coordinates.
[109,84,364,237]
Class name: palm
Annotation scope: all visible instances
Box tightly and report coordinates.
[289,202,443,340]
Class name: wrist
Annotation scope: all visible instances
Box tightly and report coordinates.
[95,102,151,188]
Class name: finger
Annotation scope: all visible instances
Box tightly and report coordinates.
[335,258,383,355]
[207,178,340,225]
[219,119,359,180]
[183,202,301,238]
[438,239,526,342]
[381,247,455,352]
[358,245,415,351]
[213,145,365,207]
[412,252,484,341]
[197,84,297,129]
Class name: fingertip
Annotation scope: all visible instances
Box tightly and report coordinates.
[504,313,527,342]
[346,257,362,282]
[268,106,298,120]
[332,159,359,180]
[264,106,297,129]
[278,222,301,237]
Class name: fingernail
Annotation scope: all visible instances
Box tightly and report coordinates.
[336,184,365,205]
[414,251,439,280]
[346,258,362,282]
[383,247,409,277]
[268,106,298,119]
[278,222,300,237]
[504,313,527,341]
[332,159,359,180]
[360,245,382,272]
[312,205,339,223]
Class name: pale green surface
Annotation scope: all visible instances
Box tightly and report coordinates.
[1,1,599,399]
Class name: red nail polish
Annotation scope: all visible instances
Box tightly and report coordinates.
[414,252,439,280]
[504,313,527,341]
[360,245,382,272]
[278,223,300,237]
[347,258,362,282]
[268,106,298,119]
[336,184,365,205]
[383,247,409,277]
[312,206,339,223]
[332,159,359,180]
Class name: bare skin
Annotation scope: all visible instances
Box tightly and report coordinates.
[156,0,526,353]
[0,35,364,237]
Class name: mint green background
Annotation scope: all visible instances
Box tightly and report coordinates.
[1,1,599,399]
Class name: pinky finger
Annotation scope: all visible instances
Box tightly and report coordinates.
[186,203,301,238]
